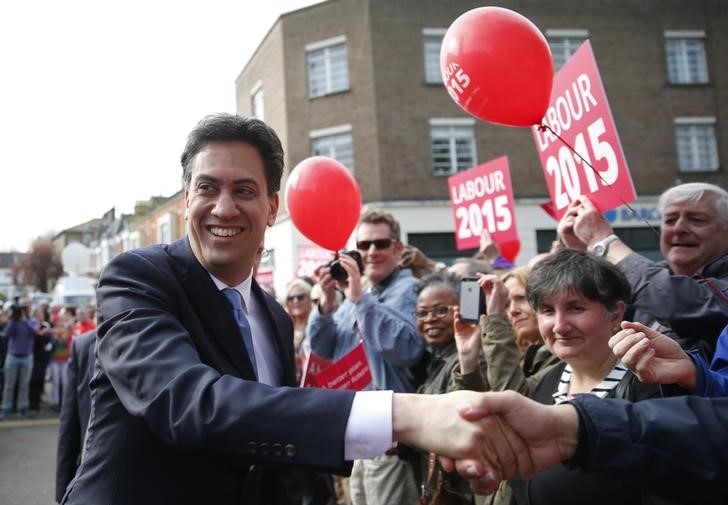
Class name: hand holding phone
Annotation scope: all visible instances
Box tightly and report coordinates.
[459,277,486,323]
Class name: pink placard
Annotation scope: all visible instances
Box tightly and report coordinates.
[448,156,518,251]
[300,351,334,388]
[313,343,372,391]
[532,40,636,219]
[296,244,335,279]
[254,268,274,290]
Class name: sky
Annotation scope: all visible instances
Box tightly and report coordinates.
[0,0,324,252]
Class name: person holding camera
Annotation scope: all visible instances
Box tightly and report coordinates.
[0,299,36,419]
[308,208,425,505]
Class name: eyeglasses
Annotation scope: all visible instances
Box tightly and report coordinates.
[413,305,453,320]
[286,294,309,303]
[356,238,394,251]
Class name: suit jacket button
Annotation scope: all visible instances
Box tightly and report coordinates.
[272,443,283,457]
[259,442,270,456]
[247,442,257,455]
[284,444,296,458]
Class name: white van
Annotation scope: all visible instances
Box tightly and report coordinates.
[52,275,96,307]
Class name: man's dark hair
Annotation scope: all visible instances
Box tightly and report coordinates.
[180,113,284,195]
[526,249,631,312]
[416,271,460,296]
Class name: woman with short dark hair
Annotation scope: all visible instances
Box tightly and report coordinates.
[507,249,684,505]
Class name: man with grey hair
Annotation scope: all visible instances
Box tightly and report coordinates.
[557,182,728,357]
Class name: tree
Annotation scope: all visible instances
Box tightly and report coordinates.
[14,240,64,292]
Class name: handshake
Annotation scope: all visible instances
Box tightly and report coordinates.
[392,390,579,495]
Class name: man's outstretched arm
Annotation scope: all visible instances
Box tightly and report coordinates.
[449,391,728,502]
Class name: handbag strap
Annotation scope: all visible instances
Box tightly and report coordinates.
[420,452,438,503]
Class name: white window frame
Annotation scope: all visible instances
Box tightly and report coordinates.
[250,80,264,121]
[545,29,589,70]
[156,213,177,245]
[674,117,719,172]
[429,118,477,176]
[306,35,349,98]
[423,28,447,84]
[664,31,709,84]
[310,124,354,172]
[126,230,141,251]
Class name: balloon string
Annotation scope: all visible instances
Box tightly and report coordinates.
[536,123,661,239]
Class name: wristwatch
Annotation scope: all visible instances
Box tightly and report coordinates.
[589,234,619,257]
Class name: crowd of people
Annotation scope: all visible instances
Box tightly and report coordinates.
[267,178,728,505]
[0,299,96,421]
[4,113,728,505]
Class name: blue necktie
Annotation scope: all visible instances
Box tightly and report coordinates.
[222,288,258,378]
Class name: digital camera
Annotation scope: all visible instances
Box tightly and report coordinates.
[328,250,365,282]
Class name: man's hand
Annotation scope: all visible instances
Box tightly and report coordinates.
[570,196,615,245]
[557,199,588,250]
[478,230,500,263]
[445,391,580,495]
[316,266,341,315]
[454,307,481,375]
[557,196,613,249]
[392,391,538,494]
[609,321,697,389]
[400,245,437,277]
[336,253,364,303]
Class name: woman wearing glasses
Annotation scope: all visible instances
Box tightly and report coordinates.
[412,271,484,505]
[284,277,315,381]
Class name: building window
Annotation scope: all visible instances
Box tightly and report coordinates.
[423,28,446,84]
[665,31,709,84]
[430,118,477,176]
[310,124,354,171]
[306,35,349,98]
[250,81,264,120]
[156,213,177,245]
[674,117,719,172]
[546,29,588,70]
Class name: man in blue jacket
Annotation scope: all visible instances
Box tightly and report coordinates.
[308,208,425,505]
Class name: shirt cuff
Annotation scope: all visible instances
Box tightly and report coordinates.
[344,390,394,460]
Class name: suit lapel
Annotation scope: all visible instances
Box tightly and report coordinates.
[167,238,257,379]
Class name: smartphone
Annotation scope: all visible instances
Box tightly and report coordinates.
[459,277,486,323]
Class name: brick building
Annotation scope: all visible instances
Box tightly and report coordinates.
[235,0,727,294]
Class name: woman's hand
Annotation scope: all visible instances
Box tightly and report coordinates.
[454,307,481,375]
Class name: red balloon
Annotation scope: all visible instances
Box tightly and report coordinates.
[285,157,362,251]
[499,239,521,263]
[440,7,553,127]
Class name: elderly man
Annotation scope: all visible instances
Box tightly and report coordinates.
[558,182,728,357]
[308,208,424,505]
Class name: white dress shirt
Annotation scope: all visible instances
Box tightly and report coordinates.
[210,272,393,459]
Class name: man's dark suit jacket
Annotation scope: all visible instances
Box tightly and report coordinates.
[62,238,355,505]
[56,330,95,502]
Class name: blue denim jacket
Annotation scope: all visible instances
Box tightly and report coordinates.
[307,268,424,392]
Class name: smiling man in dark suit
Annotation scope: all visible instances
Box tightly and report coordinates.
[60,114,507,505]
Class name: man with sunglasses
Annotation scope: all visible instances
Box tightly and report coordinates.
[308,208,424,505]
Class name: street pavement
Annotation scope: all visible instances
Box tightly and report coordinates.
[0,413,59,505]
